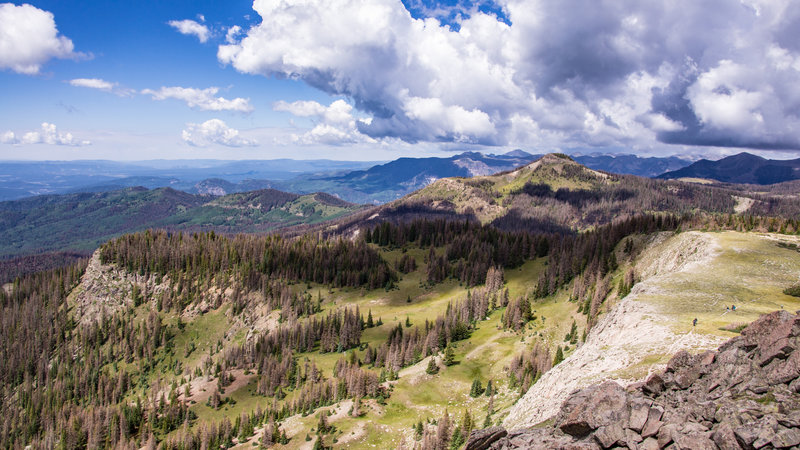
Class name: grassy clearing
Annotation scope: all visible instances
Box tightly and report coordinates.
[638,232,800,337]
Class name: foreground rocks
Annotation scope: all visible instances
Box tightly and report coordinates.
[468,310,800,450]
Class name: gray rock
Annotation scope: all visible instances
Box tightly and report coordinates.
[657,423,679,448]
[771,426,800,448]
[628,397,652,433]
[557,381,628,437]
[735,425,760,448]
[639,437,659,450]
[466,426,508,450]
[712,422,742,450]
[643,373,665,396]
[593,423,625,449]
[674,433,717,450]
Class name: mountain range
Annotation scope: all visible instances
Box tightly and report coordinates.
[0,151,695,204]
[658,152,800,184]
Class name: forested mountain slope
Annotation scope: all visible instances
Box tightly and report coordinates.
[0,187,362,260]
[2,154,800,449]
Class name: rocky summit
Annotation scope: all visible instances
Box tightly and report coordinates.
[467,310,800,450]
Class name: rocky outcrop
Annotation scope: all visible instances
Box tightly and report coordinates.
[69,251,171,325]
[503,231,724,430]
[468,310,800,450]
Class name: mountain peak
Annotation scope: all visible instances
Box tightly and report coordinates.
[503,149,534,158]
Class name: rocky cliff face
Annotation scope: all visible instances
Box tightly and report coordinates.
[503,231,724,430]
[468,310,800,450]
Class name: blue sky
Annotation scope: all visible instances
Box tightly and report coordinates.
[1,0,799,160]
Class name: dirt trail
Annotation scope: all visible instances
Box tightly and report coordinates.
[504,232,726,430]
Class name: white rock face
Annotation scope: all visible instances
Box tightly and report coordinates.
[69,251,167,325]
[503,232,725,430]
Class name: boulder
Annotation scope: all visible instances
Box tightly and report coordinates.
[674,432,717,450]
[657,423,679,448]
[741,310,800,357]
[557,381,628,437]
[771,426,800,448]
[666,350,694,373]
[628,397,652,432]
[639,437,659,450]
[766,349,800,385]
[593,423,625,449]
[465,426,507,450]
[642,373,665,396]
[711,422,742,450]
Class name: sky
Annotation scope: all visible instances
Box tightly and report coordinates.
[0,0,799,161]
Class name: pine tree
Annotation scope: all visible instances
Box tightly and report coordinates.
[450,426,465,449]
[436,409,452,450]
[443,345,456,366]
[366,310,374,328]
[461,409,473,436]
[484,379,493,397]
[553,346,564,366]
[469,379,484,398]
[317,410,329,434]
[426,357,440,375]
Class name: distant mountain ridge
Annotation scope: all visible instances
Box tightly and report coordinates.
[0,187,362,259]
[276,151,693,203]
[572,153,690,178]
[317,153,798,240]
[658,152,800,184]
[0,152,694,203]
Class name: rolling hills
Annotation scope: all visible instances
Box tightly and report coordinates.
[0,187,362,259]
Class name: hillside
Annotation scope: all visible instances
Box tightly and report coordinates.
[504,230,800,430]
[321,153,800,239]
[658,152,800,185]
[3,215,800,449]
[0,187,362,259]
[2,155,800,449]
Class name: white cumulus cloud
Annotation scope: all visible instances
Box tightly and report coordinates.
[168,19,210,43]
[225,25,242,44]
[68,78,135,96]
[69,78,113,91]
[142,86,254,113]
[3,123,90,146]
[274,99,376,145]
[217,0,800,151]
[0,3,83,74]
[182,119,256,147]
[0,130,17,144]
